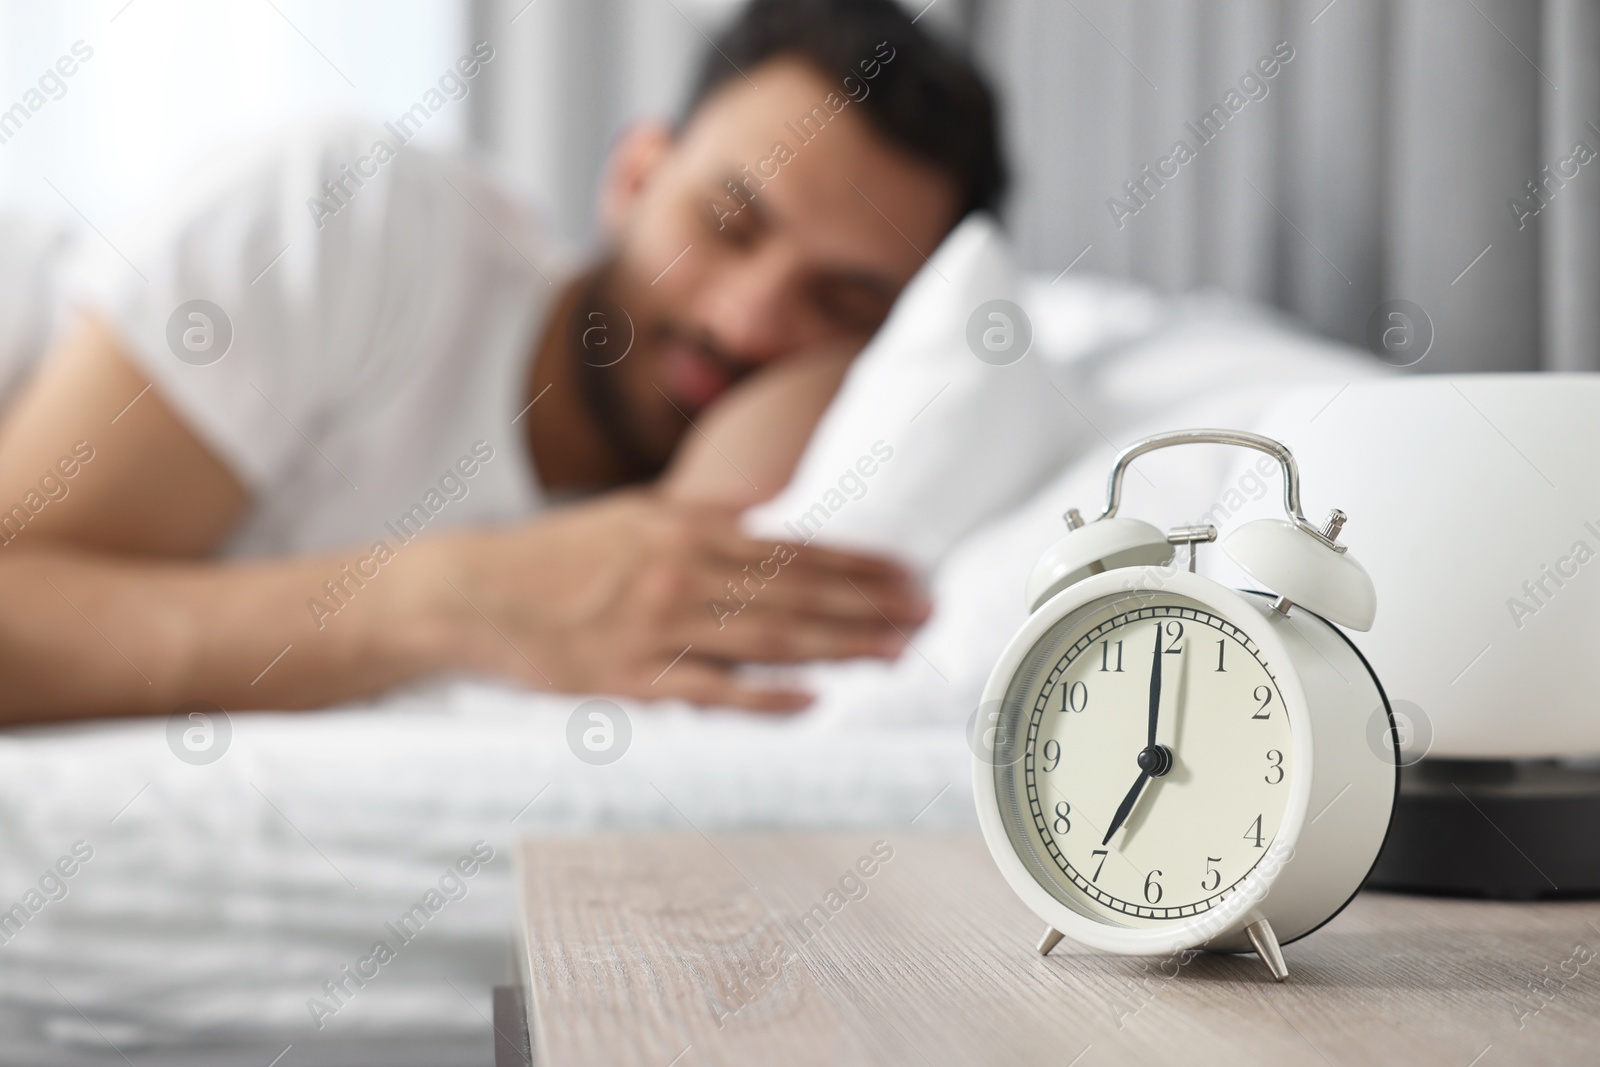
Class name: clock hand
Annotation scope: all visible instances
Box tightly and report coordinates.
[1102,769,1150,845]
[1105,625,1172,848]
[1147,620,1162,749]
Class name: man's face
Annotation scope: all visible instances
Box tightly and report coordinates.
[588,57,960,468]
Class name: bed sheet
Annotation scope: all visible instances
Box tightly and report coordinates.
[0,686,976,1065]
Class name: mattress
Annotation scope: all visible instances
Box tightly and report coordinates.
[0,686,977,1066]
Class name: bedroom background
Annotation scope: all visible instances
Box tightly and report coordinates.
[0,4,1592,1064]
[2,0,1595,374]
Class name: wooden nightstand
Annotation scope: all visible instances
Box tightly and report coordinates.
[502,832,1598,1065]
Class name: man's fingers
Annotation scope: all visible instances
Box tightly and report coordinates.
[744,565,931,625]
[706,526,911,581]
[702,554,930,627]
[702,541,928,622]
[778,541,912,579]
[652,658,812,713]
[696,610,907,664]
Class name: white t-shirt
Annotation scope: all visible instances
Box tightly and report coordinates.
[0,212,72,405]
[65,119,559,558]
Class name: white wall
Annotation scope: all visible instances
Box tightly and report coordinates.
[0,0,465,229]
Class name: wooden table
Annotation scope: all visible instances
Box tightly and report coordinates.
[501,833,1600,1066]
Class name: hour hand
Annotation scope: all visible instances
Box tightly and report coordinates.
[1101,770,1150,846]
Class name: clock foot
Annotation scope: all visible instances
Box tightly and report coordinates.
[1036,927,1064,956]
[1245,919,1288,981]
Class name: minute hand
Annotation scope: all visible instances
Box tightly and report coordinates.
[1147,620,1163,748]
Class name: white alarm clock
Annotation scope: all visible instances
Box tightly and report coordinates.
[972,429,1398,980]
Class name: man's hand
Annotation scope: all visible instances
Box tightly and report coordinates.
[425,491,930,711]
[0,318,930,721]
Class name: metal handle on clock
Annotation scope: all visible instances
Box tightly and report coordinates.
[1093,428,1346,553]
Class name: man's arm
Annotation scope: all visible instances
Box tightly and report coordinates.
[0,315,249,555]
[0,315,456,717]
[0,317,927,723]
[0,544,458,718]
[659,345,855,508]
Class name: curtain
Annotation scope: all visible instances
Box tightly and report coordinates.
[465,0,974,249]
[466,0,1600,372]
[976,0,1600,372]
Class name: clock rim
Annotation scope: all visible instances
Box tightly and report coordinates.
[972,567,1314,956]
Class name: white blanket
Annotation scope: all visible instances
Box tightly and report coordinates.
[0,692,972,1066]
[0,216,1381,1065]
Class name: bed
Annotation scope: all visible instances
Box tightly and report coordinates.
[0,212,1381,1065]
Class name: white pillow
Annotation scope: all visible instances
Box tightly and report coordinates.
[794,295,1387,726]
[743,214,1100,571]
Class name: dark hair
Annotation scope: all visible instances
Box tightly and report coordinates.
[683,0,1008,218]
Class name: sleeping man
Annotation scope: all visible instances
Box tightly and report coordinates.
[0,0,1006,721]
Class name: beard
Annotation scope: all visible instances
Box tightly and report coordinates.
[567,257,755,485]
[567,261,671,484]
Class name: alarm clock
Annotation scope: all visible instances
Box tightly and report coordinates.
[971,429,1398,981]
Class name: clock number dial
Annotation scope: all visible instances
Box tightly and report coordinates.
[1143,869,1164,904]
[1004,596,1292,926]
[1251,685,1273,719]
[1163,620,1184,654]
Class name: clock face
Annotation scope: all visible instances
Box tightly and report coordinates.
[991,591,1292,927]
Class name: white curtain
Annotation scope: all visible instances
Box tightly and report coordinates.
[976,0,1600,372]
[466,0,1598,373]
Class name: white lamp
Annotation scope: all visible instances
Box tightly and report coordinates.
[1227,374,1600,897]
